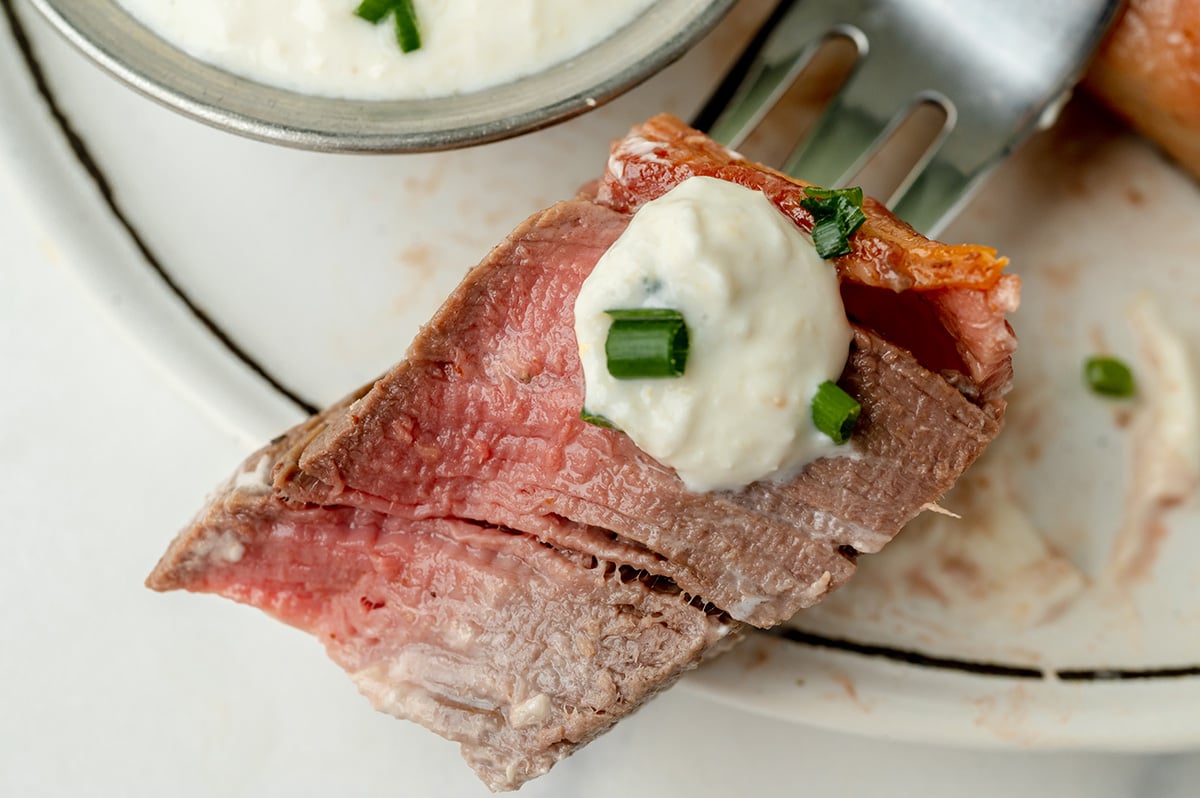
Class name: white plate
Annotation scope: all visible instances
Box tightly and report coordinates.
[7,0,1200,751]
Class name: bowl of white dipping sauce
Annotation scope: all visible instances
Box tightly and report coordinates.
[29,0,734,152]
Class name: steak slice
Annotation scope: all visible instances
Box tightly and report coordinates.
[151,422,737,792]
[149,120,1018,790]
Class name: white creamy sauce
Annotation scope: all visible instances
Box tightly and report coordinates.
[116,0,656,100]
[574,176,854,492]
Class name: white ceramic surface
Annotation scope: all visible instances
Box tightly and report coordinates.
[5,0,1200,781]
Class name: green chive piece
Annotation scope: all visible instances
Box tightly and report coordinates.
[812,380,861,444]
[1085,356,1135,398]
[810,216,853,258]
[604,309,689,379]
[800,185,867,259]
[354,0,393,23]
[802,185,863,206]
[833,195,866,237]
[580,408,618,429]
[354,0,421,53]
[393,0,421,52]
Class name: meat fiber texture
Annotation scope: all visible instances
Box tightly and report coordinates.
[148,115,1019,791]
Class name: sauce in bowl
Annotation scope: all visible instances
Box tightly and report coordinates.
[115,0,657,100]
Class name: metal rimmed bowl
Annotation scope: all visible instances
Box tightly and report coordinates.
[29,0,734,152]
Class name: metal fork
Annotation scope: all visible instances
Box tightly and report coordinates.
[694,0,1123,236]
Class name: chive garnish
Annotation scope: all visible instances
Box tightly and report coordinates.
[353,0,394,23]
[810,216,851,259]
[392,0,421,52]
[355,0,422,53]
[803,185,865,206]
[800,186,867,259]
[812,380,861,444]
[580,408,619,429]
[604,309,689,379]
[1085,356,1135,398]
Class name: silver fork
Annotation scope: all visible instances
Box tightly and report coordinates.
[694,0,1123,236]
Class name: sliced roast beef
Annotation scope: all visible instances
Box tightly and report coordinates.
[151,432,736,792]
[149,116,1018,791]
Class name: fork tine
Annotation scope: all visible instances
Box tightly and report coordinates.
[888,89,1055,237]
[885,145,977,239]
[885,121,994,238]
[701,0,1122,235]
[781,54,915,188]
[700,1,855,150]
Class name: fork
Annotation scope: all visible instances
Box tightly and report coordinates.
[694,0,1123,236]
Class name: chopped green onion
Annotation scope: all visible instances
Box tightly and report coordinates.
[604,309,689,379]
[1085,356,1135,398]
[800,186,867,259]
[392,0,421,52]
[580,408,618,429]
[812,380,861,444]
[353,0,394,23]
[834,195,866,235]
[810,216,853,259]
[802,185,864,206]
[354,0,421,53]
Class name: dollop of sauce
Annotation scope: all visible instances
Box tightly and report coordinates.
[116,0,655,100]
[574,176,854,492]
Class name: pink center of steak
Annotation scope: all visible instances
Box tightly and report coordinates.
[278,201,1000,626]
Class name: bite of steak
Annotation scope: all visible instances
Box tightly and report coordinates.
[149,118,1017,791]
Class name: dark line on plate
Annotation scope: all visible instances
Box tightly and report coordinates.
[774,627,1200,682]
[2,0,320,417]
[771,626,1045,679]
[1057,665,1200,681]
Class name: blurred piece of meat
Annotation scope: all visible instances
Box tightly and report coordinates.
[1087,0,1200,178]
